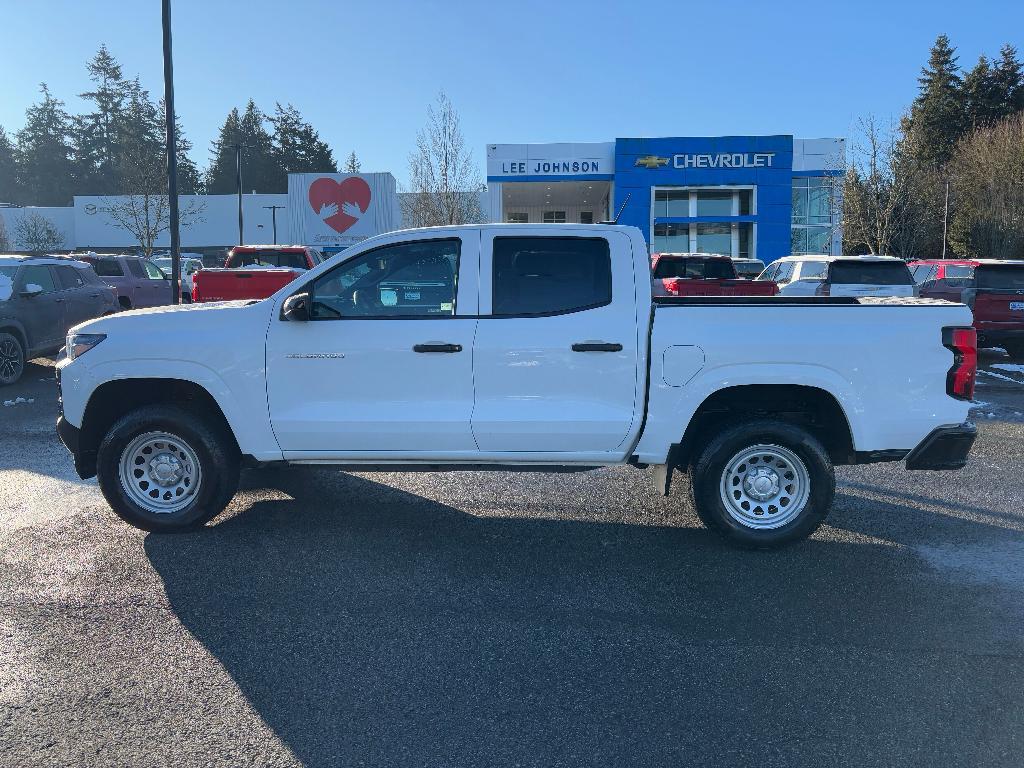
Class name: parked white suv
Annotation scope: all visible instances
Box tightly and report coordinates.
[758,254,916,297]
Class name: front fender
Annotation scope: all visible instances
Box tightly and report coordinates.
[63,358,283,462]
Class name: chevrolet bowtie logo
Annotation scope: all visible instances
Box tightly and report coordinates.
[635,155,669,169]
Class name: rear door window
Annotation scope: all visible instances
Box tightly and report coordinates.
[493,237,611,316]
[125,259,147,279]
[798,261,827,280]
[56,265,86,290]
[829,261,913,285]
[975,265,1024,290]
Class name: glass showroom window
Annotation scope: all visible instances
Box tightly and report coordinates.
[654,188,753,218]
[695,223,731,254]
[506,212,528,223]
[792,177,835,255]
[652,223,689,252]
[543,211,566,223]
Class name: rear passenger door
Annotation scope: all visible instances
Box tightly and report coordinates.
[471,229,642,454]
[54,265,96,330]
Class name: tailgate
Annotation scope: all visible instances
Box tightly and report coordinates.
[972,264,1024,324]
[193,268,302,302]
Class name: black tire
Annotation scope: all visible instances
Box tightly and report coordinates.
[96,404,239,532]
[688,419,835,549]
[0,331,25,386]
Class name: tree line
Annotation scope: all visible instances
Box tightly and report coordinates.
[844,35,1024,259]
[0,45,361,207]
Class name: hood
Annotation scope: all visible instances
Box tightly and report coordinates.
[71,298,266,335]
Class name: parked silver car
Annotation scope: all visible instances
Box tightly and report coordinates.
[77,253,173,310]
[0,255,120,385]
[756,254,916,297]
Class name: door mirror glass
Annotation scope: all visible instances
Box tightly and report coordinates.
[21,283,44,298]
[282,292,310,322]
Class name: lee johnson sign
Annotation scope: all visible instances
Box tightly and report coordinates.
[672,152,775,169]
[499,159,603,175]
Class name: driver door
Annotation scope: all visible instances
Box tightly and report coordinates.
[265,231,479,457]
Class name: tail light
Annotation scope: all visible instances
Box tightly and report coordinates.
[663,278,682,295]
[814,282,831,297]
[191,276,200,302]
[942,326,977,401]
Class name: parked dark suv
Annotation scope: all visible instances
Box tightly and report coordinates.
[0,255,120,385]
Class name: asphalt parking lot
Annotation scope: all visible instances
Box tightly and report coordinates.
[2,354,1023,767]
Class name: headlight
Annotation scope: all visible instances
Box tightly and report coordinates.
[66,333,106,361]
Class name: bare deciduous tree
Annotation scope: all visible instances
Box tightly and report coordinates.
[102,143,204,257]
[405,92,483,227]
[842,115,932,257]
[13,211,65,252]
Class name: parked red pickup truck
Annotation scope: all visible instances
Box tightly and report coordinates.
[651,253,779,297]
[911,258,1024,359]
[191,246,323,303]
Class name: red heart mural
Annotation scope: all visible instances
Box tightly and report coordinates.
[308,176,372,234]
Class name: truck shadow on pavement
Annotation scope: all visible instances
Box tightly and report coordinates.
[144,467,1023,767]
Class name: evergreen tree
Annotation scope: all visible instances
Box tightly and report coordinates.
[991,44,1024,114]
[73,45,126,195]
[15,84,77,206]
[115,78,164,193]
[0,126,19,204]
[206,101,281,193]
[902,34,965,168]
[157,97,201,194]
[343,151,361,173]
[205,107,243,193]
[962,56,1001,128]
[269,103,336,188]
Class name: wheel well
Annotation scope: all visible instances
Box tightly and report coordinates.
[675,385,855,467]
[77,378,239,478]
[0,325,27,352]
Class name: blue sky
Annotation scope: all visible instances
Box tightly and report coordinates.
[1,0,1021,185]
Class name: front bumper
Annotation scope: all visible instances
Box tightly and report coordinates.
[905,422,977,471]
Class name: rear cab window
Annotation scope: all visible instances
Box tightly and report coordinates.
[975,265,1024,290]
[226,249,309,269]
[828,261,913,285]
[654,257,734,280]
[493,237,611,316]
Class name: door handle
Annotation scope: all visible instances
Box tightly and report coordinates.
[572,342,622,352]
[413,343,462,353]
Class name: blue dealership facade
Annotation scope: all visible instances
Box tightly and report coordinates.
[485,135,844,265]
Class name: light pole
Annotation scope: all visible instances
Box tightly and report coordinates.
[941,179,950,259]
[262,204,285,244]
[234,144,244,246]
[161,0,181,303]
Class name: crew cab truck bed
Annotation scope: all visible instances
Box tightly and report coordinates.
[55,224,976,549]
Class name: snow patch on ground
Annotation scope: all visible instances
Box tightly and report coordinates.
[980,369,1022,384]
[992,364,1024,374]
[917,541,1024,590]
[3,398,34,407]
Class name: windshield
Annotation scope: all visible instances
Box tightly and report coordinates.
[976,265,1024,290]
[829,261,913,285]
[226,249,307,269]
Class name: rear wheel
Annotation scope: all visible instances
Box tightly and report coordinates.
[0,332,25,386]
[688,419,834,548]
[97,404,239,532]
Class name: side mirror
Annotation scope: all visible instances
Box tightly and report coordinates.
[281,291,311,322]
[20,283,44,298]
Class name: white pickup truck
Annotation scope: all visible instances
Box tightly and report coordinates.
[55,224,978,548]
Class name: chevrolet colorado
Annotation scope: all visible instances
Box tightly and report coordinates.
[55,224,977,548]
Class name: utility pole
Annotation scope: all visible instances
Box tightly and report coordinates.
[235,144,244,246]
[262,205,285,244]
[161,0,181,303]
[941,179,950,259]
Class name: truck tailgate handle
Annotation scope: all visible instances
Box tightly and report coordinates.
[413,343,463,353]
[572,342,622,352]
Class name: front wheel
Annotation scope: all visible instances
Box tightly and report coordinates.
[688,420,835,548]
[0,332,25,386]
[97,404,239,532]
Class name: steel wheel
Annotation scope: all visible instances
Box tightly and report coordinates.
[117,431,203,515]
[0,335,24,385]
[719,443,811,530]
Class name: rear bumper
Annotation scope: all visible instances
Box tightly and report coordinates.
[975,327,1024,345]
[905,422,977,471]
